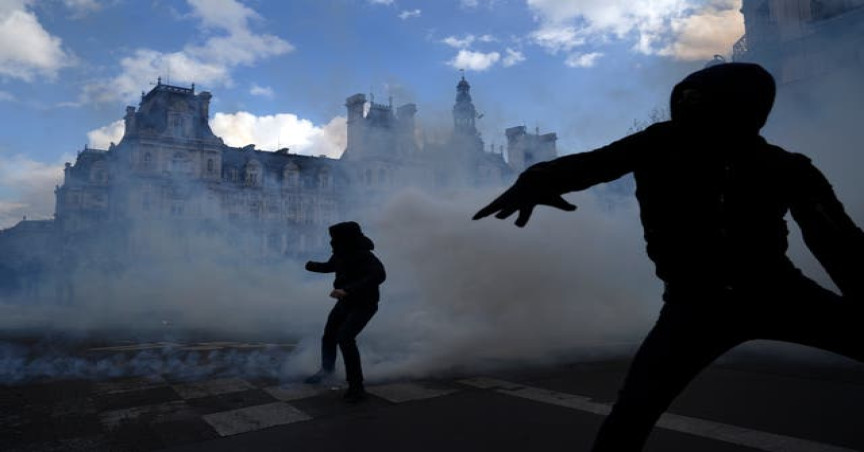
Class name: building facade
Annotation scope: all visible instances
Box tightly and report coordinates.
[0,76,556,297]
[734,0,864,83]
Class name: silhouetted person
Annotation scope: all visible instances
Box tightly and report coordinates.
[474,62,864,451]
[304,221,386,403]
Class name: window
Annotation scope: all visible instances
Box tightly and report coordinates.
[171,115,185,137]
[143,152,152,165]
[245,161,262,187]
[318,169,331,189]
[284,166,299,188]
[207,159,214,173]
[171,152,191,174]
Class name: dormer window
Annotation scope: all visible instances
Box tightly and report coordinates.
[171,115,185,137]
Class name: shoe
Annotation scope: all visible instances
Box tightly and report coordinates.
[343,385,367,403]
[304,370,331,385]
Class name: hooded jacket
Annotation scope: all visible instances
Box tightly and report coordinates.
[521,63,864,301]
[305,222,387,304]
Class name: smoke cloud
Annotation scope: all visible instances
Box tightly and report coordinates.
[0,182,661,383]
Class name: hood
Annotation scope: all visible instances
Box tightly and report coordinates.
[670,62,776,135]
[329,221,374,253]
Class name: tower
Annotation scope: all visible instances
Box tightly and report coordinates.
[506,126,557,172]
[344,93,367,157]
[452,74,478,138]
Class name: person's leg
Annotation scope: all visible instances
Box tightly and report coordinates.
[759,277,864,363]
[306,301,348,383]
[592,302,743,452]
[335,303,378,394]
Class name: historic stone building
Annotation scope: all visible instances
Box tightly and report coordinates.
[734,0,864,83]
[0,76,556,296]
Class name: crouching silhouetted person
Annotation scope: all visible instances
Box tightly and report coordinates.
[304,221,386,403]
[474,63,864,451]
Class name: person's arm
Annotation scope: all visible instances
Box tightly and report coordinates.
[305,255,336,273]
[340,254,386,295]
[789,154,864,300]
[473,123,660,227]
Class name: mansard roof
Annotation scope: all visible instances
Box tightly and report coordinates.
[220,146,341,174]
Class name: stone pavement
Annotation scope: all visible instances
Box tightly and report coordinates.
[2,344,864,452]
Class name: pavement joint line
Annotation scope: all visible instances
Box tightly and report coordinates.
[467,377,858,452]
[202,401,312,437]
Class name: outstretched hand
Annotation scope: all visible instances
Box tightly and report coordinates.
[472,174,576,227]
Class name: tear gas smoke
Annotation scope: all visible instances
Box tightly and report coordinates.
[0,185,661,384]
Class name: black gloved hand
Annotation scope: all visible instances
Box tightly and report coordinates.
[304,261,314,271]
[473,169,576,227]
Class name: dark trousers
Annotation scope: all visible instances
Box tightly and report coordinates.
[321,299,377,386]
[592,276,864,451]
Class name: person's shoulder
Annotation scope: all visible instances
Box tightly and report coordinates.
[629,121,675,140]
[762,141,812,166]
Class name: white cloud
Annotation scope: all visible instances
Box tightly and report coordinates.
[249,84,274,97]
[0,154,65,229]
[82,0,293,104]
[442,34,497,49]
[530,25,585,54]
[62,0,101,18]
[368,0,394,4]
[447,49,501,72]
[442,35,476,49]
[0,90,14,102]
[87,119,125,149]
[502,48,525,67]
[460,0,499,8]
[0,0,74,81]
[211,112,346,158]
[565,51,603,68]
[525,0,744,62]
[187,0,258,33]
[398,9,421,20]
[659,0,744,60]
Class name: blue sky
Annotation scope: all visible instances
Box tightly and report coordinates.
[0,0,744,227]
